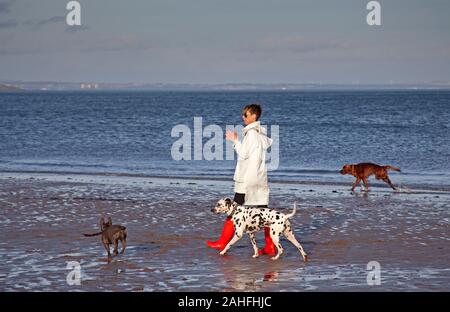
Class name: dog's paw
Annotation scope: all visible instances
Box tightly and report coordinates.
[219,251,226,256]
[270,256,279,261]
[252,254,259,259]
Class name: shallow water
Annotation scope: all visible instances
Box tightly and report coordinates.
[1,173,448,291]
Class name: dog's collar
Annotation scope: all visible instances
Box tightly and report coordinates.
[228,204,238,217]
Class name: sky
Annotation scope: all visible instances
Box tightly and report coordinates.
[1,0,450,84]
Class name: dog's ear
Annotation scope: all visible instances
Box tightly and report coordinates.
[107,216,112,225]
[224,198,232,207]
[99,216,105,230]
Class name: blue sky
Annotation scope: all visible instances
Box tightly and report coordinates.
[1,0,450,84]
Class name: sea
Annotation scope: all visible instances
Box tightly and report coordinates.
[1,90,449,190]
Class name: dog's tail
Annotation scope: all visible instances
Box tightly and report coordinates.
[83,231,103,237]
[383,165,401,172]
[286,202,297,219]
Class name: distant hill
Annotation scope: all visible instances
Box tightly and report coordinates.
[0,83,23,92]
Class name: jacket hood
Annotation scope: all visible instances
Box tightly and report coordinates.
[243,121,273,150]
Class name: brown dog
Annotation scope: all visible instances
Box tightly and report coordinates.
[83,216,127,258]
[340,163,400,192]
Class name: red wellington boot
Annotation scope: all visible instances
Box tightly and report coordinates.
[258,227,276,256]
[206,217,235,251]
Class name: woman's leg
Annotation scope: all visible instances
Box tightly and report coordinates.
[257,204,276,256]
[233,193,245,205]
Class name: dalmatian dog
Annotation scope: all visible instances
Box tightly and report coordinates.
[211,198,308,261]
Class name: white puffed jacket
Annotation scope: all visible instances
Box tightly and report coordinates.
[233,121,273,205]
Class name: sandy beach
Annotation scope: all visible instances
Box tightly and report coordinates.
[0,171,449,291]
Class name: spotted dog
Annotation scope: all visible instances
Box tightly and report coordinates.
[211,198,308,261]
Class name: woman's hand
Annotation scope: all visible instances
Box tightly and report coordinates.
[225,130,238,142]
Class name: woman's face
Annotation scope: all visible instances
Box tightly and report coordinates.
[242,110,257,126]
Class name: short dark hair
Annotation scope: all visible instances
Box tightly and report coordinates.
[243,103,262,120]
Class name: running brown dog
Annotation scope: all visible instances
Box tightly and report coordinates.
[339,162,401,192]
[83,216,127,258]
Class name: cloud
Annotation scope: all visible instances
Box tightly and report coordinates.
[0,15,66,30]
[23,16,65,29]
[0,33,159,56]
[0,0,13,15]
[0,18,17,28]
[64,25,90,34]
[79,35,157,53]
[239,35,350,54]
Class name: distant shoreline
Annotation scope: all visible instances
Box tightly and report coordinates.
[1,80,450,92]
[2,169,449,194]
[0,83,24,92]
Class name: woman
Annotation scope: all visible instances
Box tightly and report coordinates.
[206,103,275,255]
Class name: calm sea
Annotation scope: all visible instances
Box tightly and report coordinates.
[1,90,449,189]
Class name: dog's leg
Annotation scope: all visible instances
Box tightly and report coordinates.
[248,233,259,258]
[103,241,111,258]
[383,177,397,190]
[120,237,126,254]
[362,177,370,192]
[284,225,308,262]
[113,239,119,255]
[220,230,243,256]
[269,229,282,260]
[351,177,361,192]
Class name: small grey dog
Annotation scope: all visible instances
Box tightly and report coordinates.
[211,198,308,261]
[83,216,127,258]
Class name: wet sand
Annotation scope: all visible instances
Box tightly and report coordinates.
[0,172,449,291]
